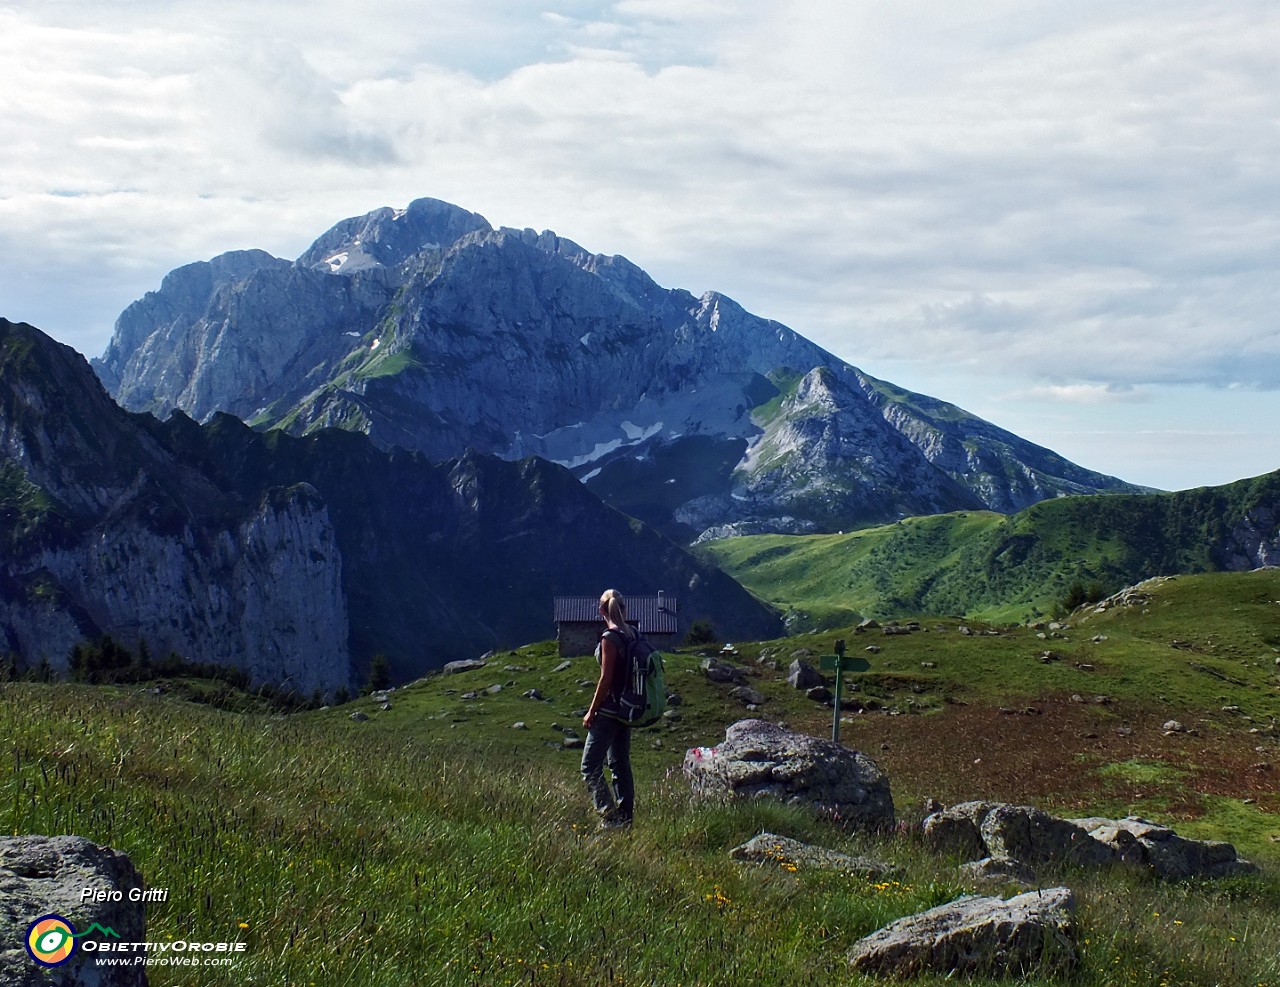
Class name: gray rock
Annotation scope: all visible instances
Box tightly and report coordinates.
[730,833,896,878]
[683,719,894,831]
[0,835,148,986]
[730,686,767,706]
[980,804,1116,869]
[787,659,825,690]
[442,659,488,674]
[849,888,1077,977]
[806,686,833,704]
[958,856,1038,889]
[349,711,369,722]
[1071,816,1259,879]
[922,801,1004,860]
[702,657,747,685]
[926,802,1257,881]
[925,801,1114,869]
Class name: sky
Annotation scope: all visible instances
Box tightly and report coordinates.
[1,1,1278,493]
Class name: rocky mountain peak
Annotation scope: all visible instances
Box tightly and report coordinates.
[94,195,1149,541]
[296,196,492,275]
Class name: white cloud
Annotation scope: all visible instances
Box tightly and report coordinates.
[0,0,1277,490]
[1014,384,1146,406]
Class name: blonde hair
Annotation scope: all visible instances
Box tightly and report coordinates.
[599,588,637,640]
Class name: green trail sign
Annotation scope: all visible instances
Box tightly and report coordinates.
[819,639,870,743]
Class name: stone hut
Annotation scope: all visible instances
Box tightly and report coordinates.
[553,592,679,656]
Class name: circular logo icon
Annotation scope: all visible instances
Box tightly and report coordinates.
[26,914,77,967]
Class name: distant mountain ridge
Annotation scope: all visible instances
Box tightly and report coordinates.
[3,318,780,687]
[94,197,1147,542]
[702,468,1280,631]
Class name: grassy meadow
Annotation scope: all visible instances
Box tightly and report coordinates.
[3,570,1279,985]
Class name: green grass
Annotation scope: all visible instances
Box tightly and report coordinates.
[0,576,1274,983]
[701,512,1037,629]
[4,674,1277,987]
[751,367,807,424]
[701,471,1280,626]
[3,573,1278,985]
[354,348,421,381]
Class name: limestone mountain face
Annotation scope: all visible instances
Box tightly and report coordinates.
[2,319,351,694]
[4,319,780,685]
[95,197,1145,541]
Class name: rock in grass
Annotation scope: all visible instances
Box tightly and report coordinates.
[923,801,1113,869]
[849,888,1077,977]
[730,833,896,877]
[730,685,766,706]
[958,856,1038,889]
[787,659,825,690]
[684,719,894,831]
[443,658,487,674]
[0,835,148,986]
[924,802,1257,881]
[1070,816,1258,879]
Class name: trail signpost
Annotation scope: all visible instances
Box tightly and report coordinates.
[819,639,870,743]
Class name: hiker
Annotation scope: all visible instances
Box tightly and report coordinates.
[581,588,635,828]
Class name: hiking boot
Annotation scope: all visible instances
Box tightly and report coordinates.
[599,810,632,830]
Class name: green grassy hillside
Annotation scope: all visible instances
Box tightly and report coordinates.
[701,471,1280,630]
[3,571,1278,985]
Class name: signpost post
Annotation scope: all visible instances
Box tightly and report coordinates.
[819,639,870,743]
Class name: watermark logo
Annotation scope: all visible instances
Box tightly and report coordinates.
[25,915,78,967]
[25,915,121,967]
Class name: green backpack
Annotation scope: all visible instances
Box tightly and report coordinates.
[601,630,667,728]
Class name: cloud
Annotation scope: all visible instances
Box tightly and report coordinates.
[0,0,1278,491]
[1013,384,1147,405]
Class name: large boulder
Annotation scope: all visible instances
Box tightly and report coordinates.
[980,804,1117,869]
[786,659,825,691]
[0,836,148,986]
[849,888,1077,977]
[919,800,1003,861]
[924,801,1121,869]
[683,719,895,830]
[1071,816,1258,880]
[923,802,1257,881]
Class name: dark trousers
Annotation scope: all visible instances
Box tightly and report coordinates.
[580,715,633,819]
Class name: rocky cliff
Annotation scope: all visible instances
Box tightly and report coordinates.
[1,319,351,694]
[93,197,1146,541]
[4,319,781,685]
